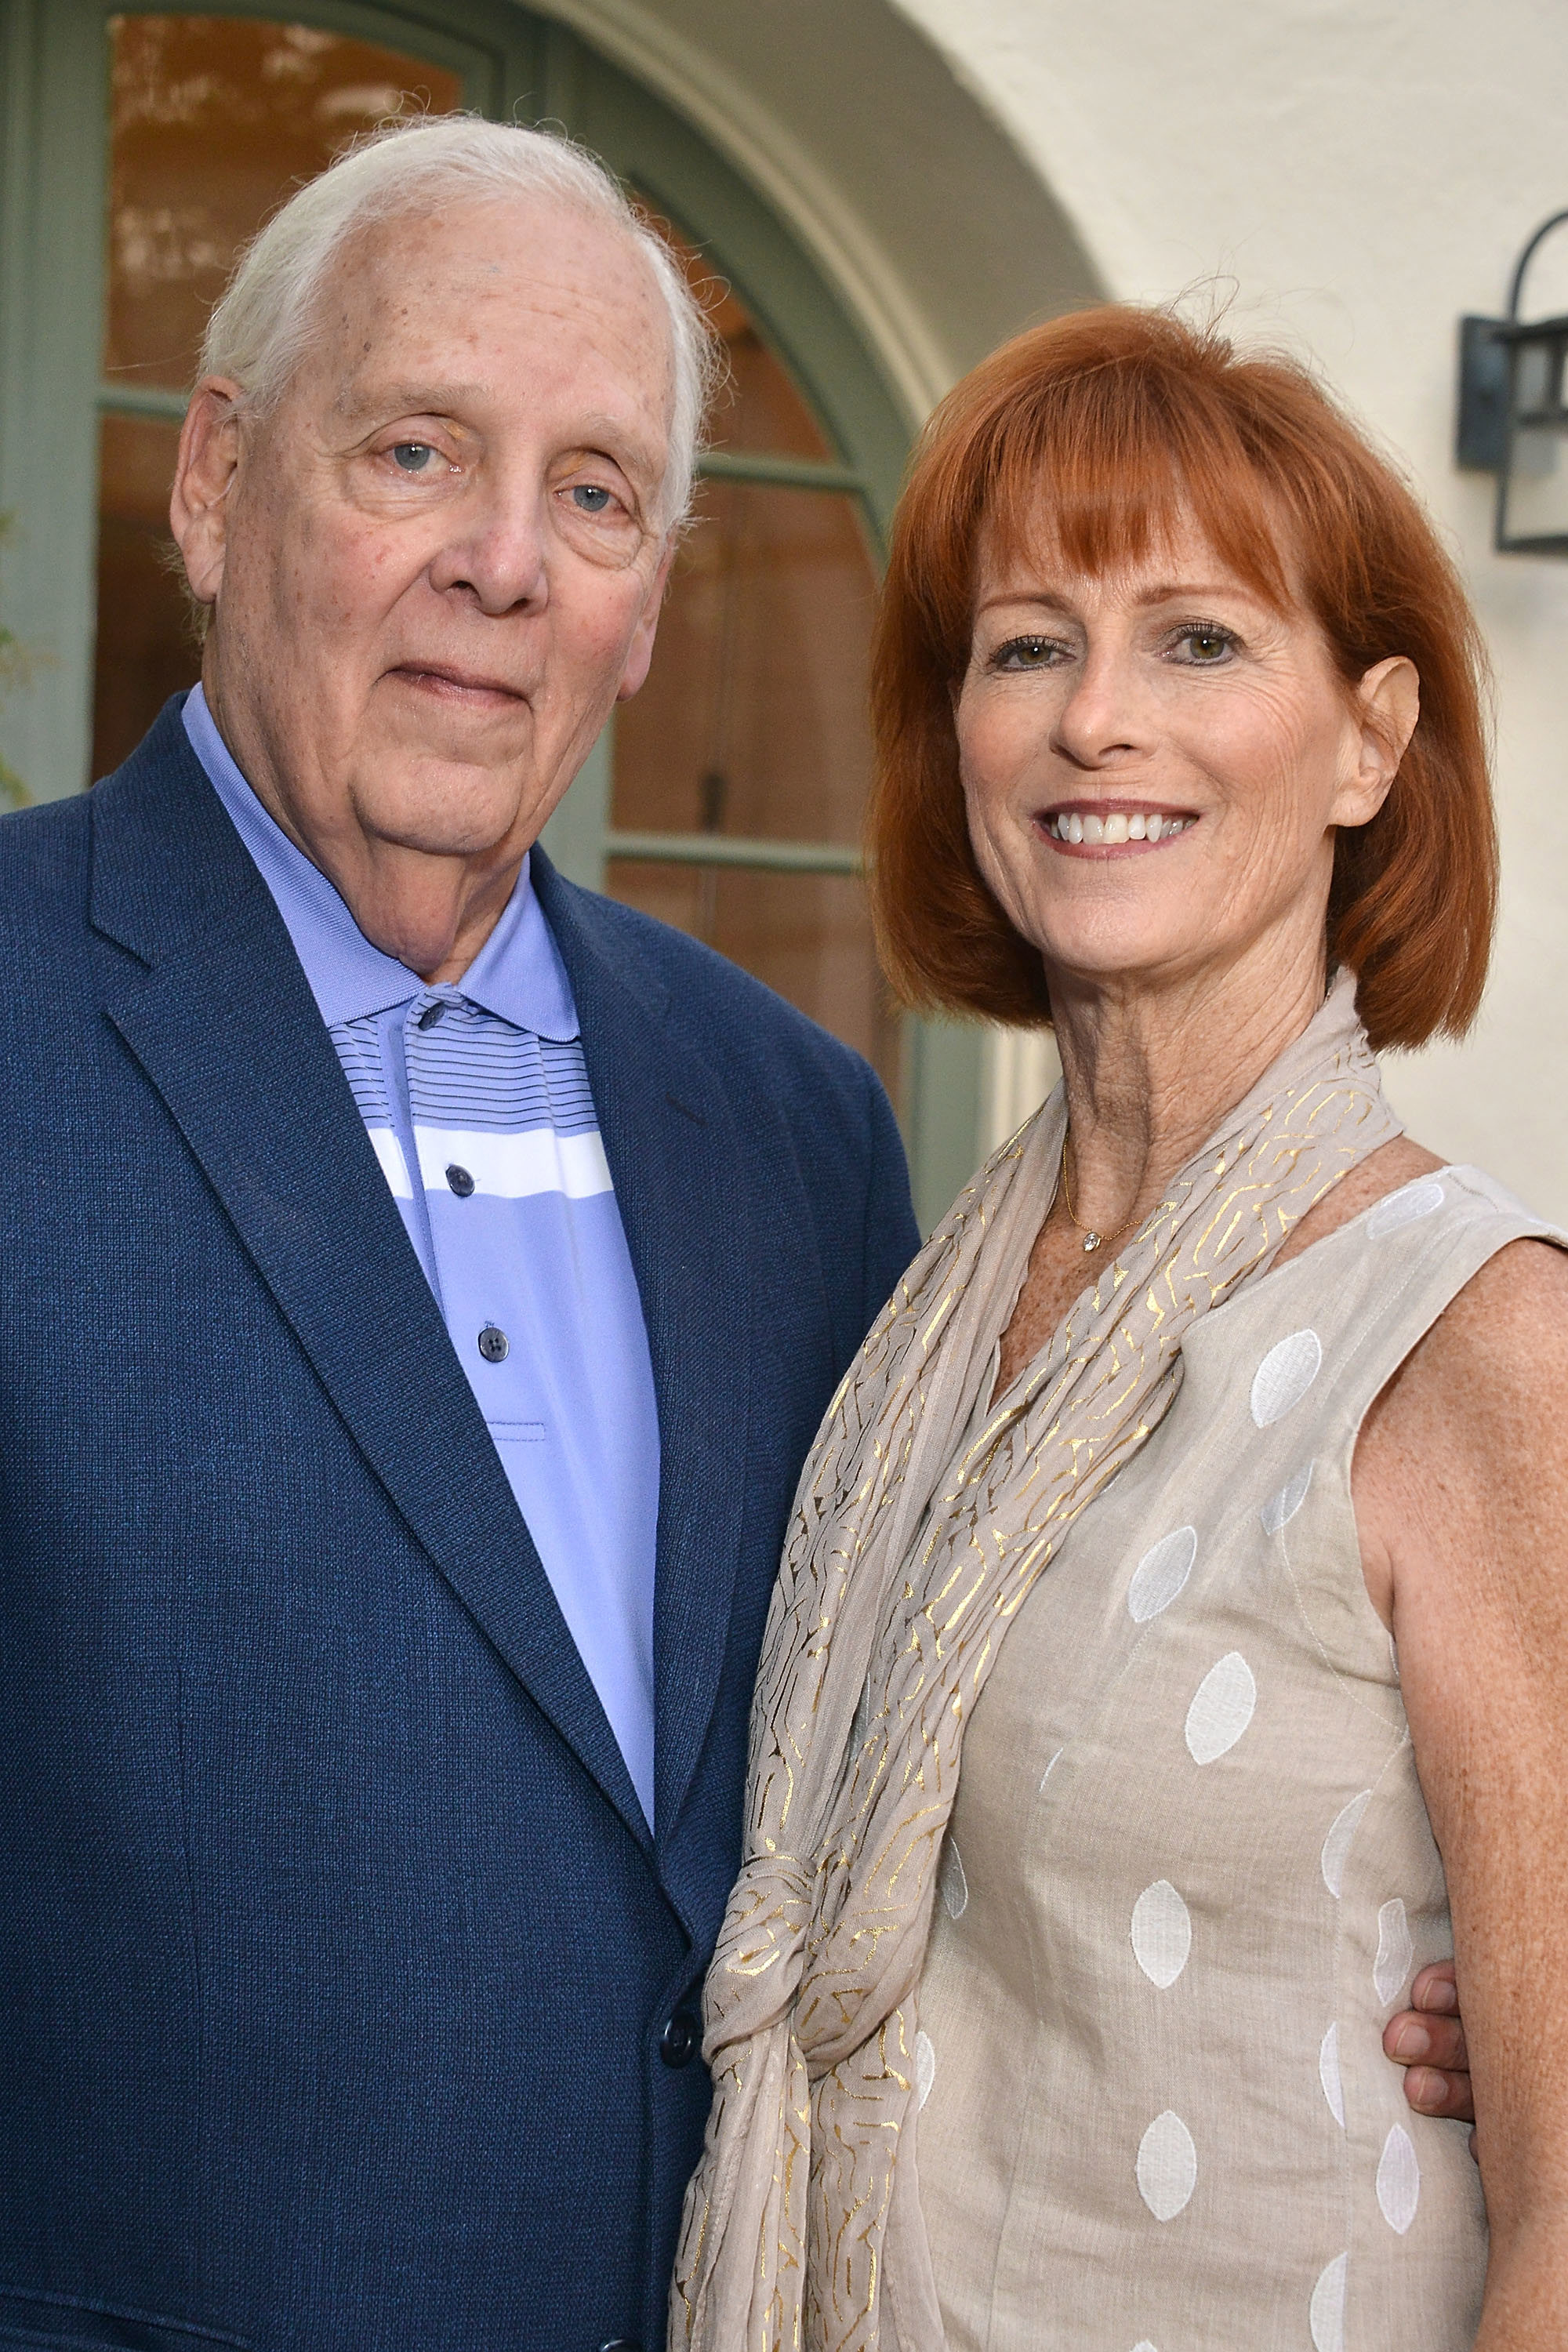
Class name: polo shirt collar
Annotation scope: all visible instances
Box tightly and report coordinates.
[181,684,579,1042]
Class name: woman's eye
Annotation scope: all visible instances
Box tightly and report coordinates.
[390,442,440,474]
[1173,623,1236,663]
[992,636,1060,671]
[570,483,615,514]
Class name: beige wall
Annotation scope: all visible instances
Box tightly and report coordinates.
[896,0,1568,1216]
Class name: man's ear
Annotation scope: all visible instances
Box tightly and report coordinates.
[615,540,678,703]
[1333,654,1421,828]
[169,378,245,609]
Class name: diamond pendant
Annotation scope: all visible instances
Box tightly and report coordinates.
[1082,1232,1102,1253]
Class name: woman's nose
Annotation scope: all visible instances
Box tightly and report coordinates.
[1051,645,1149,768]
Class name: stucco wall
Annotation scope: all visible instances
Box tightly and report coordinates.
[893,0,1568,1218]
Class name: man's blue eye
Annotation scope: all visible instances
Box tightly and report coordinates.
[392,443,435,472]
[572,484,613,512]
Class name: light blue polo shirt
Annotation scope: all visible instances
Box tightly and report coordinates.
[183,686,660,1824]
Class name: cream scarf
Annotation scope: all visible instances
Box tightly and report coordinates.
[670,973,1399,2351]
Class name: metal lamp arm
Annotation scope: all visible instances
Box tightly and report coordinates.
[1508,209,1568,321]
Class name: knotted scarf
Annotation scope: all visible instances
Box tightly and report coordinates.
[671,972,1400,2351]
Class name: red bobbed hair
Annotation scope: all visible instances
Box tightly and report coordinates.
[867,305,1497,1051]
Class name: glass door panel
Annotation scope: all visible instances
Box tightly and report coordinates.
[104,15,465,394]
[93,15,463,780]
[604,214,902,1103]
[613,479,876,848]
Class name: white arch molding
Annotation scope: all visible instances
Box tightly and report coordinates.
[530,0,1102,426]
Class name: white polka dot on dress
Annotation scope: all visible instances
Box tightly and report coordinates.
[1131,1880,1192,1988]
[1310,2252,1348,2352]
[915,2028,936,2110]
[1127,1525,1197,1621]
[1135,2110,1197,2220]
[1320,1791,1373,1897]
[1261,1460,1314,1536]
[939,1836,968,1920]
[1366,1177,1446,1240]
[1185,1652,1257,1763]
[1318,2022,1345,2127]
[1374,1898,1414,2005]
[1377,2123,1421,2234]
[1250,1328,1323,1427]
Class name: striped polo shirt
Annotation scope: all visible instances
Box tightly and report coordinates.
[183,687,660,1823]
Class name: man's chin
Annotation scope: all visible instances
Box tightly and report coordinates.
[347,757,545,862]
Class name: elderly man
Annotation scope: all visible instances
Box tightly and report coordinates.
[0,120,916,2352]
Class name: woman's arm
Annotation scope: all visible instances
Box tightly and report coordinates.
[1357,1236,1568,2349]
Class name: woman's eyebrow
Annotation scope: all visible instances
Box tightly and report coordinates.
[1130,579,1262,606]
[974,587,1076,618]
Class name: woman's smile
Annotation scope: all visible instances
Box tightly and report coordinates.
[1040,801,1198,851]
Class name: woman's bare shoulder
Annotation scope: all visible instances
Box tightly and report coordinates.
[1346,1160,1568,1627]
[1356,1223,1568,1621]
[1380,1225,1568,1439]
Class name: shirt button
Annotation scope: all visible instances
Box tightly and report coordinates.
[659,2011,699,2069]
[477,1325,510,1364]
[445,1164,475,1197]
[416,1001,445,1030]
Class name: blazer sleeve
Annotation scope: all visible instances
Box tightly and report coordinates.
[859,1062,923,1338]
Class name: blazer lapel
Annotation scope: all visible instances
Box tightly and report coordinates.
[90,712,649,1849]
[535,859,752,1863]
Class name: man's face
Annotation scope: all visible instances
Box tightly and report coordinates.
[177,195,676,974]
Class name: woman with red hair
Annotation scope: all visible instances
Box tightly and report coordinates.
[673,308,1568,2351]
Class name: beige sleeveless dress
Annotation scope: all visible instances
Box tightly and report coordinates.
[914,1163,1562,2352]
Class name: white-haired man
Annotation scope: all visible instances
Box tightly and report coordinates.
[0,119,918,2352]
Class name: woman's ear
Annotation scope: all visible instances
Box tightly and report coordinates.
[1334,655,1421,827]
[169,378,245,610]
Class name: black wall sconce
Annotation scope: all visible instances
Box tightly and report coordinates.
[1457,209,1568,554]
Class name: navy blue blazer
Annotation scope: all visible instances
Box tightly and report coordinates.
[0,702,920,2352]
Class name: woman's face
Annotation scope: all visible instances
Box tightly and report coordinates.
[956,506,1417,1004]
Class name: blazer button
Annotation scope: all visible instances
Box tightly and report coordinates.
[477,1324,509,1363]
[445,1163,475,1197]
[659,2010,699,2068]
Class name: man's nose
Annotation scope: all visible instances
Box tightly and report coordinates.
[427,488,550,616]
[1051,644,1151,769]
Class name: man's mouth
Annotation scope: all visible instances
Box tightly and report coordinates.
[390,662,524,703]
[1040,801,1197,848]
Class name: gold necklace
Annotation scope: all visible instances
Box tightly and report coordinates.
[1059,1135,1140,1255]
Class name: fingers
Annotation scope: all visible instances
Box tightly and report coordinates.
[1410,1959,1458,2014]
[1385,1980,1474,2124]
[1397,2063,1475,2123]
[1383,2009,1470,2074]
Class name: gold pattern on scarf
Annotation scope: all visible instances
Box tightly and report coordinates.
[671,975,1400,2352]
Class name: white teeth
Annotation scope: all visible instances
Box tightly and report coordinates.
[1049,810,1191,844]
